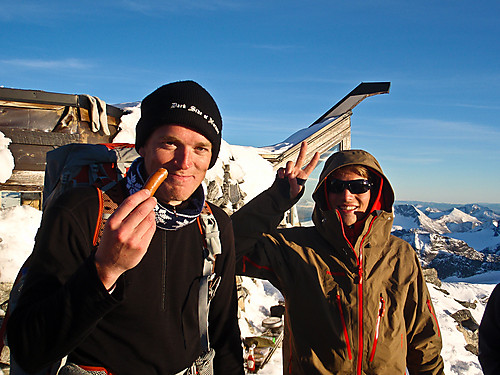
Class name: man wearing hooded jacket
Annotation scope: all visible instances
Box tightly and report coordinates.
[232,144,444,375]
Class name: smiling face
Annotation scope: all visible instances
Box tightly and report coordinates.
[139,124,212,206]
[327,167,372,226]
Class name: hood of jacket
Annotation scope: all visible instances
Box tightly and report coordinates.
[311,150,395,238]
[312,149,394,212]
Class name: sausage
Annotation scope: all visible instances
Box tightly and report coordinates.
[143,168,168,195]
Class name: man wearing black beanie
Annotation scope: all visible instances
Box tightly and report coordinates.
[8,81,244,375]
[136,81,222,169]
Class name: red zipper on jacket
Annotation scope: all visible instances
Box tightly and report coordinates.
[369,294,385,362]
[354,218,375,375]
[356,255,364,375]
[339,211,376,374]
[426,299,441,337]
[335,294,353,360]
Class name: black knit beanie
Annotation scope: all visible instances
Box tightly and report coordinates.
[135,81,222,168]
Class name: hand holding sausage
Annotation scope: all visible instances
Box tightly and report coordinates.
[94,190,157,290]
[94,168,170,289]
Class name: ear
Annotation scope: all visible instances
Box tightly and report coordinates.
[138,147,145,157]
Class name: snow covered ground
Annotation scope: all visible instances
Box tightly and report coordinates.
[427,278,496,375]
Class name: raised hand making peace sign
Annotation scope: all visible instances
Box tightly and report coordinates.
[277,141,321,199]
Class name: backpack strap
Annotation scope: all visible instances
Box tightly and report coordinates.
[93,183,125,247]
[196,202,222,354]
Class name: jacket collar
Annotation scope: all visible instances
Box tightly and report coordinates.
[313,206,394,255]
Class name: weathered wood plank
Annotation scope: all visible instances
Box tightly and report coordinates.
[0,87,78,107]
[8,144,52,171]
[0,100,66,111]
[0,170,45,192]
[1,128,80,146]
[0,105,63,131]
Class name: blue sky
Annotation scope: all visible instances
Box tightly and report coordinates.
[1,0,499,204]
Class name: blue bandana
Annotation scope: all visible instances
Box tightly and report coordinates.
[125,157,205,231]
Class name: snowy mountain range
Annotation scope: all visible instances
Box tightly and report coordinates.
[392,203,500,279]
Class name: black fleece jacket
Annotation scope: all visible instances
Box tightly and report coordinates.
[7,185,243,375]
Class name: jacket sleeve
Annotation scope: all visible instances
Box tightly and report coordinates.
[209,211,244,375]
[404,251,445,375]
[479,283,500,375]
[231,177,302,289]
[6,188,124,373]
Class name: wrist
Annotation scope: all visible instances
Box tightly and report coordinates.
[94,260,121,290]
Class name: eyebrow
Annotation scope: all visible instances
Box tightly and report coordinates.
[195,140,212,149]
[158,135,211,149]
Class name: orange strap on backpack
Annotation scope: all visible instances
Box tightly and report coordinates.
[78,365,117,375]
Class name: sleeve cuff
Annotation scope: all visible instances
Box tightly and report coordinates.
[270,176,305,208]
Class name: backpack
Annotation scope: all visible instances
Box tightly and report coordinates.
[42,142,139,210]
[1,142,221,375]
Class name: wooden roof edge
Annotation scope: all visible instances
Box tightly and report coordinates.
[259,113,351,166]
[0,87,124,119]
[311,81,390,126]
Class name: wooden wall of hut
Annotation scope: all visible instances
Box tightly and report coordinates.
[0,88,124,193]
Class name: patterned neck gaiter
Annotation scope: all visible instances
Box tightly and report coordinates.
[125,157,205,231]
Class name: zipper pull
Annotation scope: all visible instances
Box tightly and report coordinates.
[355,265,363,284]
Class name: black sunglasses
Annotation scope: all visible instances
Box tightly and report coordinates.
[326,179,373,194]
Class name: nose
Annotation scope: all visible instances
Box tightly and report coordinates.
[341,187,355,199]
[174,147,192,169]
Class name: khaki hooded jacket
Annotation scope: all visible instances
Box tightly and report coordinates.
[233,149,444,375]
